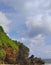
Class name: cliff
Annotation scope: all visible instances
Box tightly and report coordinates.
[0,26,45,65]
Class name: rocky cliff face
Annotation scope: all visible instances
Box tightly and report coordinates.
[0,26,29,64]
[0,26,45,65]
[5,47,18,64]
[16,43,29,65]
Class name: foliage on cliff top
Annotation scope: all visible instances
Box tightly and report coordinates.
[0,26,18,50]
[14,41,29,52]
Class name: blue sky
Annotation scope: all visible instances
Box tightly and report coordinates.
[0,0,51,59]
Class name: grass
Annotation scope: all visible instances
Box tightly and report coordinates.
[0,26,18,50]
[0,49,6,60]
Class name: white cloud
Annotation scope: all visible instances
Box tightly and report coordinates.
[17,37,26,43]
[26,14,51,37]
[25,0,51,38]
[21,37,26,42]
[24,0,51,58]
[28,34,51,58]
[25,0,51,15]
[0,12,12,32]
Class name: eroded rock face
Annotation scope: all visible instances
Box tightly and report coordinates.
[16,44,29,65]
[5,47,18,64]
[0,45,45,65]
[16,44,45,65]
[0,61,3,64]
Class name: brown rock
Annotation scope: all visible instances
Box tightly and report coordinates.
[0,61,3,64]
[5,47,18,64]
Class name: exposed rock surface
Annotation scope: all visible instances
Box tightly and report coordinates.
[5,47,18,64]
[0,26,45,65]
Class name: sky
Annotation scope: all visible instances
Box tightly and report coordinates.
[0,0,51,59]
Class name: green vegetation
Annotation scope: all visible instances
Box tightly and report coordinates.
[15,41,29,52]
[0,26,18,49]
[0,49,5,60]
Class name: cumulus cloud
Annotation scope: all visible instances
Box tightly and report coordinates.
[25,0,51,15]
[0,12,12,32]
[25,0,51,38]
[26,14,51,37]
[24,0,51,58]
[17,37,26,43]
[28,34,51,58]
